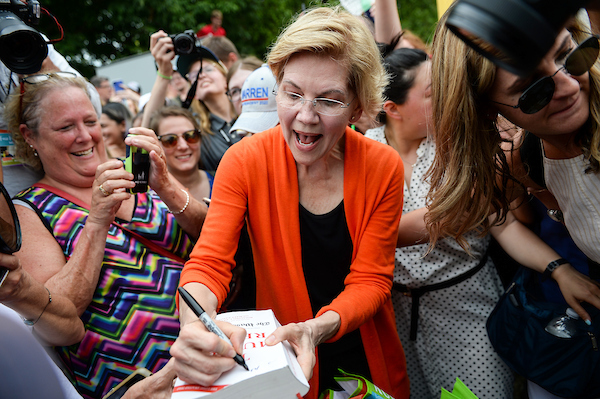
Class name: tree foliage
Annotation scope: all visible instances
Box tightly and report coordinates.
[37,0,436,78]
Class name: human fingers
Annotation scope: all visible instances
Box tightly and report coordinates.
[555,265,600,323]
[0,253,21,272]
[150,30,168,52]
[170,321,237,386]
[265,323,315,381]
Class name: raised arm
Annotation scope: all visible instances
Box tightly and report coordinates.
[141,31,176,128]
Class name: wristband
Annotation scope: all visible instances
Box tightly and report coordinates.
[167,189,190,215]
[542,258,569,281]
[157,71,173,80]
[23,287,52,326]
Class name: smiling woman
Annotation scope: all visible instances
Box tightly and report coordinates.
[3,73,208,398]
[172,6,410,399]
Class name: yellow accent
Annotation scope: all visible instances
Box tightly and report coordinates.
[437,0,455,19]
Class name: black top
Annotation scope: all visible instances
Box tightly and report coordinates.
[299,201,371,390]
[199,113,241,171]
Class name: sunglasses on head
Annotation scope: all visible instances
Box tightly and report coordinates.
[492,35,600,115]
[157,129,201,148]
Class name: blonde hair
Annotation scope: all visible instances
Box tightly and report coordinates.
[425,7,512,252]
[426,9,600,251]
[189,59,236,135]
[267,6,388,122]
[3,74,90,172]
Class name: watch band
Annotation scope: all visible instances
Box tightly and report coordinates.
[542,258,569,281]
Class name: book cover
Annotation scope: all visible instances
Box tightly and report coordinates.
[171,309,309,399]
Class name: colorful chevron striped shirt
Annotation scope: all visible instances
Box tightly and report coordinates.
[15,186,196,399]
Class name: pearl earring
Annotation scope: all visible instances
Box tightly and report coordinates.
[29,144,38,157]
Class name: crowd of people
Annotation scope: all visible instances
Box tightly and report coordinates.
[1,1,600,399]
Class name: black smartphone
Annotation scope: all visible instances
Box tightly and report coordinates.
[102,368,152,399]
[124,145,150,193]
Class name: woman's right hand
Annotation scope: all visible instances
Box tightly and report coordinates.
[150,30,176,78]
[88,159,134,227]
[170,320,247,386]
[552,263,600,323]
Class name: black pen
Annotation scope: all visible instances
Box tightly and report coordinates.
[178,287,249,371]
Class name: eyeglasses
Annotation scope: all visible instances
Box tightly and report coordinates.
[187,65,217,82]
[274,89,354,116]
[492,35,599,114]
[227,87,242,102]
[0,181,22,287]
[157,129,201,148]
[19,72,78,122]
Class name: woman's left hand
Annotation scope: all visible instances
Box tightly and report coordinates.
[124,127,171,192]
[265,321,317,381]
[264,310,341,381]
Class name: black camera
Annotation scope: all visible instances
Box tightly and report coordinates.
[169,29,197,55]
[446,0,589,76]
[0,0,47,74]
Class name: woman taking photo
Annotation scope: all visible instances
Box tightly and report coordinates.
[149,106,213,201]
[144,34,240,171]
[171,6,410,399]
[5,73,207,398]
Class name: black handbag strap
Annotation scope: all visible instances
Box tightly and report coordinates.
[393,252,488,340]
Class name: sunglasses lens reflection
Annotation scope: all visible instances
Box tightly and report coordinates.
[183,130,200,144]
[565,36,599,76]
[160,130,200,148]
[520,77,555,114]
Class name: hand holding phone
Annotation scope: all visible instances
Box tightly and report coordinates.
[124,144,150,193]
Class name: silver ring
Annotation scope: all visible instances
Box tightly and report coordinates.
[98,184,110,197]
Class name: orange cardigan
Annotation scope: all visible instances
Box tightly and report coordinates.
[180,126,409,398]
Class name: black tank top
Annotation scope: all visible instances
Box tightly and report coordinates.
[299,201,371,390]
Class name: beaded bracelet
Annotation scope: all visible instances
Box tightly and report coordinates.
[157,71,173,80]
[167,189,190,215]
[23,287,52,326]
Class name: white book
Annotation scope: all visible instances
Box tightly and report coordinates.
[171,309,310,399]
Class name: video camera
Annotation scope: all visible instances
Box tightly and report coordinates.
[446,0,589,76]
[0,0,48,74]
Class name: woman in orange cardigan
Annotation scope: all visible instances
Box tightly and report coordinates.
[171,6,410,398]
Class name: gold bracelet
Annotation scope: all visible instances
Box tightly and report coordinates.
[23,287,52,326]
[167,189,190,215]
[157,71,173,80]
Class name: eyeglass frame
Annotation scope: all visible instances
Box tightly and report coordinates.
[491,35,600,115]
[273,87,355,116]
[157,129,201,148]
[227,87,242,102]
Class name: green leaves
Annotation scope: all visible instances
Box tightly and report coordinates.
[37,0,435,78]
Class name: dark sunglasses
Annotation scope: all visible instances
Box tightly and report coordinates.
[492,35,599,114]
[157,129,201,148]
[0,181,22,287]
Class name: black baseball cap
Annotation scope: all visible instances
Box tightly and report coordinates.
[176,45,221,78]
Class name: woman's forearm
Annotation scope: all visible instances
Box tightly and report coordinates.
[44,221,111,315]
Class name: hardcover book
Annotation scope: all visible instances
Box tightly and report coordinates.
[171,309,309,399]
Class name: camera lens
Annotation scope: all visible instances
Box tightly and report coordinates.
[0,11,48,74]
[172,33,195,55]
